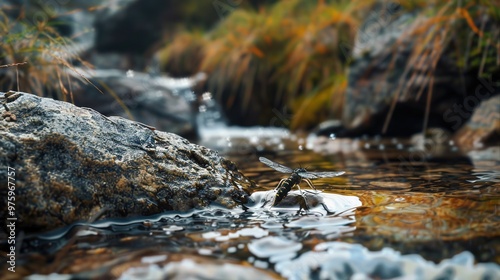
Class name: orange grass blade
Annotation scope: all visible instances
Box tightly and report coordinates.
[457,7,482,36]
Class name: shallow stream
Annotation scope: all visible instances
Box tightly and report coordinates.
[15,131,500,279]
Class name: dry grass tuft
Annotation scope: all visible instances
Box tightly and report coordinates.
[0,8,98,101]
[161,0,359,129]
[383,0,500,133]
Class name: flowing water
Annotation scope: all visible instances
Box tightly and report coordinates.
[14,130,500,280]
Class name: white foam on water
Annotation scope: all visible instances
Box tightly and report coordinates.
[275,241,500,280]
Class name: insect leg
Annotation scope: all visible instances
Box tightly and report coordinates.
[295,183,304,196]
[304,178,320,194]
[295,183,311,210]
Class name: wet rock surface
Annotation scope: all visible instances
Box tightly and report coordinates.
[454,95,500,150]
[0,91,252,234]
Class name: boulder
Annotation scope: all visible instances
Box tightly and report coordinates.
[341,2,499,138]
[0,91,252,234]
[454,95,500,150]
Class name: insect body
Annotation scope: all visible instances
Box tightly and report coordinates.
[259,157,345,207]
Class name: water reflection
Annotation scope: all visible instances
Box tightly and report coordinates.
[20,188,362,278]
[231,138,499,265]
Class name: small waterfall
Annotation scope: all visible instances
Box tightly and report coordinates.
[195,91,291,154]
[196,92,228,133]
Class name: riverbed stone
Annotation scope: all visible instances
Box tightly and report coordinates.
[453,95,500,150]
[0,91,253,234]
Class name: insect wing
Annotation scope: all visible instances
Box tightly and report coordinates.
[259,157,293,174]
[297,171,345,179]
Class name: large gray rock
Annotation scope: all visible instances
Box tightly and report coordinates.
[0,91,252,234]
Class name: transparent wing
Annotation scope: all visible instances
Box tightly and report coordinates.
[297,171,345,179]
[259,157,293,174]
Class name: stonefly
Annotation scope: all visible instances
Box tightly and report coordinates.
[259,157,345,207]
